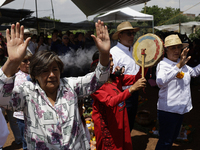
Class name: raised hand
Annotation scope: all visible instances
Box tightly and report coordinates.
[3,23,31,77]
[6,23,31,63]
[129,77,147,93]
[91,20,110,67]
[91,20,110,54]
[176,47,191,69]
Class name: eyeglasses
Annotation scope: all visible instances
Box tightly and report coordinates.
[22,59,30,63]
[122,31,136,36]
[63,37,69,40]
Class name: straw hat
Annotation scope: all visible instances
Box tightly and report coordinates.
[24,29,31,34]
[112,21,140,40]
[164,34,188,48]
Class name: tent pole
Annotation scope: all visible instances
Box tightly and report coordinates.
[35,0,39,34]
[50,0,56,28]
[152,19,154,34]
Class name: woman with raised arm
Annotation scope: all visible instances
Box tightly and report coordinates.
[156,34,200,150]
[0,20,110,150]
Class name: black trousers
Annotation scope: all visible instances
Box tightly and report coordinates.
[125,91,139,133]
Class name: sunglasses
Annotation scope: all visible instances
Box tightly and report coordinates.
[63,37,69,40]
[122,31,136,36]
[22,59,30,63]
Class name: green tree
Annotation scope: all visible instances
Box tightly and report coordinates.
[42,16,61,22]
[141,5,192,26]
[195,15,200,21]
[167,14,192,25]
[141,5,162,26]
[189,28,200,41]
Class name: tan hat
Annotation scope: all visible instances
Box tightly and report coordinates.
[164,34,188,48]
[24,29,30,34]
[112,21,140,40]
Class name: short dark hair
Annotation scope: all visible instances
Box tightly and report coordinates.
[92,51,99,61]
[30,50,64,82]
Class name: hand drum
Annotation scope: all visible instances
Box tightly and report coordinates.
[133,33,164,68]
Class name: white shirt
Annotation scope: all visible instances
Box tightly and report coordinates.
[28,41,37,54]
[25,41,34,54]
[110,42,140,90]
[156,57,200,114]
[0,63,110,150]
[36,43,49,51]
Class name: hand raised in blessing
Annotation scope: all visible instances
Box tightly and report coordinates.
[91,20,110,54]
[6,22,31,64]
[177,47,191,69]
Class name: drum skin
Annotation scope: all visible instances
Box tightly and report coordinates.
[133,33,164,68]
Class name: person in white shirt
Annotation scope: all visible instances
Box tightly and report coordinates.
[35,35,49,52]
[28,34,37,54]
[110,21,140,132]
[24,29,34,54]
[155,34,200,150]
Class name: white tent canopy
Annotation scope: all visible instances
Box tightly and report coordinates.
[94,7,154,22]
[94,7,154,33]
[72,0,150,16]
[154,21,200,35]
[0,0,14,7]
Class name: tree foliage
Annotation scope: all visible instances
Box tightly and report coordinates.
[189,28,200,41]
[195,15,200,21]
[141,5,192,26]
[43,16,61,22]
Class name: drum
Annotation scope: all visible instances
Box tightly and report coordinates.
[133,33,164,68]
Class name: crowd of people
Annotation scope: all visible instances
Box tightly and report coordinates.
[22,28,96,56]
[0,18,200,150]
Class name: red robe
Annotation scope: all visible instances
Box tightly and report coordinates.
[91,73,141,150]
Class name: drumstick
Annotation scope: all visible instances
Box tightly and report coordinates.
[141,49,146,78]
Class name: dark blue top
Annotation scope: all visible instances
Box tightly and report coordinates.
[51,41,71,55]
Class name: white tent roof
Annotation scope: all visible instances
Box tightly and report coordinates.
[72,0,150,16]
[154,21,200,35]
[0,0,14,7]
[94,7,154,22]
